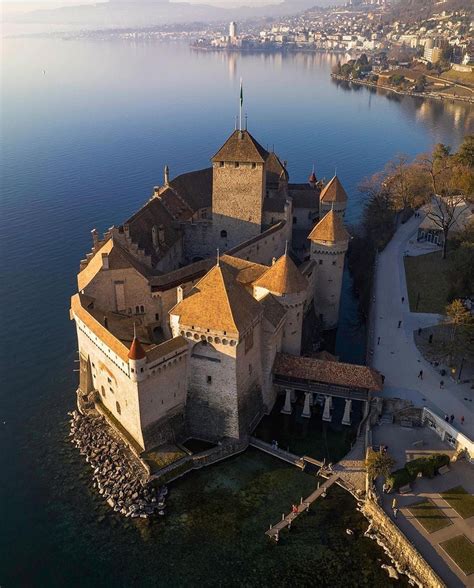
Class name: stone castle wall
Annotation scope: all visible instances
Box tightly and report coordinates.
[212,161,266,248]
[310,241,347,329]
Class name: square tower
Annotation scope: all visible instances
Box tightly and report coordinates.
[211,130,268,248]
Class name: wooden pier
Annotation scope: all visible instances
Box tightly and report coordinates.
[265,474,340,541]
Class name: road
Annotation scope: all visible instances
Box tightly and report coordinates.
[371,214,473,435]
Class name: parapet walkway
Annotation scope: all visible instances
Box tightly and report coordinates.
[265,474,340,541]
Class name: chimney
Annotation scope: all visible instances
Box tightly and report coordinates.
[153,186,160,197]
[272,257,276,265]
[101,252,109,270]
[158,225,165,245]
[152,225,159,249]
[177,285,184,303]
[164,165,169,185]
[91,228,99,250]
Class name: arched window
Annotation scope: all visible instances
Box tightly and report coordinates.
[135,306,140,314]
[116,401,121,415]
[220,230,227,239]
[140,305,145,313]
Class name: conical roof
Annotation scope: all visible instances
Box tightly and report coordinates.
[320,175,348,203]
[170,261,262,335]
[253,253,308,295]
[128,336,146,360]
[212,130,269,164]
[308,210,350,243]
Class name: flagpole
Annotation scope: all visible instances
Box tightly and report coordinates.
[239,77,242,131]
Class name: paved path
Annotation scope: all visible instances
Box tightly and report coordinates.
[371,214,474,434]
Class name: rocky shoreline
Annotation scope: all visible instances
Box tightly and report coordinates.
[69,410,167,519]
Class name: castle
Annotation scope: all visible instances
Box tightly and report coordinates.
[71,127,372,454]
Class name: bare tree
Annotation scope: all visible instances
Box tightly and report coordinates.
[418,148,466,259]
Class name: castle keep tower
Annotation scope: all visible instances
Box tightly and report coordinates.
[253,251,308,355]
[169,259,264,441]
[211,130,268,249]
[319,174,348,218]
[308,210,350,330]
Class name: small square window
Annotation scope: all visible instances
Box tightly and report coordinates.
[332,261,336,266]
[207,376,212,384]
[319,260,323,265]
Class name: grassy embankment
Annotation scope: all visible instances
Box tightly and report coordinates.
[404,251,454,314]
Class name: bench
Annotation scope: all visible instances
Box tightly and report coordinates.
[439,465,450,475]
[399,484,412,494]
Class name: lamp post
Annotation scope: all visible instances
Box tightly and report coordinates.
[458,357,465,382]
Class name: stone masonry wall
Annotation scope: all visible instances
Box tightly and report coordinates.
[362,499,445,588]
[212,161,266,249]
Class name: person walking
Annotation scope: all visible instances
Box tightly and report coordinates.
[440,380,444,389]
[377,336,381,345]
[461,416,465,425]
[450,414,454,424]
[418,370,423,380]
[392,498,398,519]
[398,320,402,328]
[401,296,405,303]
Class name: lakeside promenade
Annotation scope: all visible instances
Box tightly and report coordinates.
[371,214,474,433]
[331,74,474,105]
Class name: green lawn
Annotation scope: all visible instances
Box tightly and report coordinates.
[441,486,474,519]
[404,252,453,313]
[440,535,474,575]
[408,499,452,533]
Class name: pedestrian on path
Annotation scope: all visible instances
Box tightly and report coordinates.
[440,380,444,389]
[450,414,454,424]
[377,336,381,345]
[398,320,402,328]
[444,414,449,422]
[392,498,398,519]
[401,296,405,303]
[461,416,465,425]
[418,370,423,380]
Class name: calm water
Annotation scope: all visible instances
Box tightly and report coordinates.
[1,38,472,586]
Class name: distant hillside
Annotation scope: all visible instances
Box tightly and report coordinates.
[7,0,341,28]
[389,0,473,22]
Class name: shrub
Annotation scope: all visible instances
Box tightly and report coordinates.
[406,454,450,479]
[386,468,414,490]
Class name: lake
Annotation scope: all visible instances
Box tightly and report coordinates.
[0,38,472,586]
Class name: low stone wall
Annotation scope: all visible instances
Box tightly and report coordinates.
[362,498,445,588]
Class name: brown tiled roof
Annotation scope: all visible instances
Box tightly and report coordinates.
[253,253,308,295]
[308,210,350,243]
[289,187,319,209]
[70,293,130,362]
[212,130,269,164]
[219,255,268,288]
[273,353,383,392]
[78,238,156,291]
[128,336,146,360]
[145,336,188,363]
[320,175,348,203]
[266,151,288,185]
[313,350,338,362]
[166,167,212,212]
[125,197,180,266]
[170,261,262,335]
[260,293,286,329]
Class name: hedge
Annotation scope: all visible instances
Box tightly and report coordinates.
[387,454,450,490]
[406,454,450,479]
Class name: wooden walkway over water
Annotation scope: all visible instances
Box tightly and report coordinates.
[265,474,340,541]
